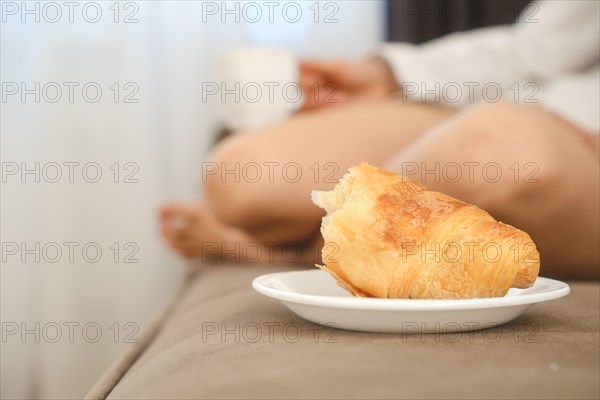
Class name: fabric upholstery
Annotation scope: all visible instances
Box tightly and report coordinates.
[86,264,600,399]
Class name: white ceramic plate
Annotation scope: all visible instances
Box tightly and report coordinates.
[252,269,570,333]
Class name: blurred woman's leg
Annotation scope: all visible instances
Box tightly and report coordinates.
[205,98,456,243]
[384,101,599,278]
[161,98,454,260]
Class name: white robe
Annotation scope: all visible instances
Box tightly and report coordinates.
[379,0,599,133]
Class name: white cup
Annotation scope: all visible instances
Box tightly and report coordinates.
[215,47,302,131]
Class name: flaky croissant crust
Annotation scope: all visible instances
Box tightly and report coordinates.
[312,163,540,299]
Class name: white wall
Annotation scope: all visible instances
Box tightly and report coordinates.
[0,1,385,398]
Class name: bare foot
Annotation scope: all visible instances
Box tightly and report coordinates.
[160,202,323,264]
[160,202,255,260]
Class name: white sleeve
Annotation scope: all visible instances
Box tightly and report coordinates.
[379,0,600,106]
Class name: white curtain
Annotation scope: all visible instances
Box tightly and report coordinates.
[0,1,385,398]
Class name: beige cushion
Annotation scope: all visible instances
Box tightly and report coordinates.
[86,264,600,399]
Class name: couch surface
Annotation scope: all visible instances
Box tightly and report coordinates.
[86,264,600,399]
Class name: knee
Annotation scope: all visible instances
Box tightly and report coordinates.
[203,133,269,226]
[412,101,561,216]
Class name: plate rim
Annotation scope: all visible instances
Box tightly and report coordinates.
[252,269,570,311]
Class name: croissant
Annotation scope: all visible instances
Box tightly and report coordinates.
[311,163,540,299]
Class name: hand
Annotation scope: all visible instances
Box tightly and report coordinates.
[299,57,399,111]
